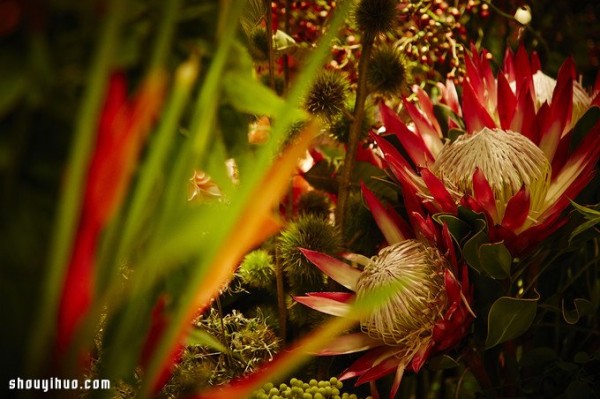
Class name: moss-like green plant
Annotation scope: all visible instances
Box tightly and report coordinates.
[278,215,341,294]
[238,249,276,290]
[163,309,280,397]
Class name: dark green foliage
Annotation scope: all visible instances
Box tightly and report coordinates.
[305,71,349,119]
[238,249,276,291]
[354,0,399,36]
[327,102,373,143]
[297,191,332,219]
[278,215,341,293]
[367,44,410,96]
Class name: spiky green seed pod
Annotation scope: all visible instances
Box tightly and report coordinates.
[367,44,410,96]
[354,0,399,37]
[305,71,349,119]
[297,191,331,219]
[278,215,341,293]
[238,249,275,290]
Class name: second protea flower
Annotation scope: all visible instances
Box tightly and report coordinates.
[373,46,600,253]
[294,186,474,398]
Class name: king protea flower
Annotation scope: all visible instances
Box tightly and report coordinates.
[373,46,600,253]
[294,185,474,398]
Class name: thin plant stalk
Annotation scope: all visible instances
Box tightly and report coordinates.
[335,33,375,231]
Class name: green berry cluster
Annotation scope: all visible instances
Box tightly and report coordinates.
[250,377,371,399]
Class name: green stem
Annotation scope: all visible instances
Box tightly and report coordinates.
[27,0,125,375]
[335,33,374,232]
[275,249,287,341]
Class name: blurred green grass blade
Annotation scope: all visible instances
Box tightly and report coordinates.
[141,1,353,393]
[27,0,126,374]
[149,0,184,72]
[101,56,200,285]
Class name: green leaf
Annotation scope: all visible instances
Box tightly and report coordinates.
[222,70,305,121]
[433,213,471,244]
[570,200,600,218]
[448,128,466,142]
[462,219,489,274]
[351,161,397,200]
[304,160,338,193]
[571,106,600,151]
[478,242,512,279]
[187,329,229,353]
[485,296,538,349]
[562,298,595,324]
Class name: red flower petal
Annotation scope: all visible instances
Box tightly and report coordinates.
[510,83,538,143]
[379,102,434,165]
[421,168,458,213]
[539,65,573,161]
[317,333,383,356]
[514,45,534,99]
[501,186,531,232]
[293,293,354,317]
[497,71,517,130]
[402,97,443,155]
[299,248,361,290]
[473,168,499,223]
[361,183,412,244]
[462,79,497,133]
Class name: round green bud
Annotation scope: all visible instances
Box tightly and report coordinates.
[309,379,318,387]
[238,249,275,290]
[279,215,341,293]
[303,394,312,399]
[270,387,280,396]
[264,383,274,391]
[367,44,411,97]
[354,0,399,36]
[297,191,332,219]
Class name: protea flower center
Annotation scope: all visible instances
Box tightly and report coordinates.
[355,240,448,349]
[431,127,551,220]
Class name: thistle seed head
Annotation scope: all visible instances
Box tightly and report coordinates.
[305,71,349,119]
[355,240,448,349]
[431,128,551,219]
[354,0,399,37]
[367,44,410,96]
